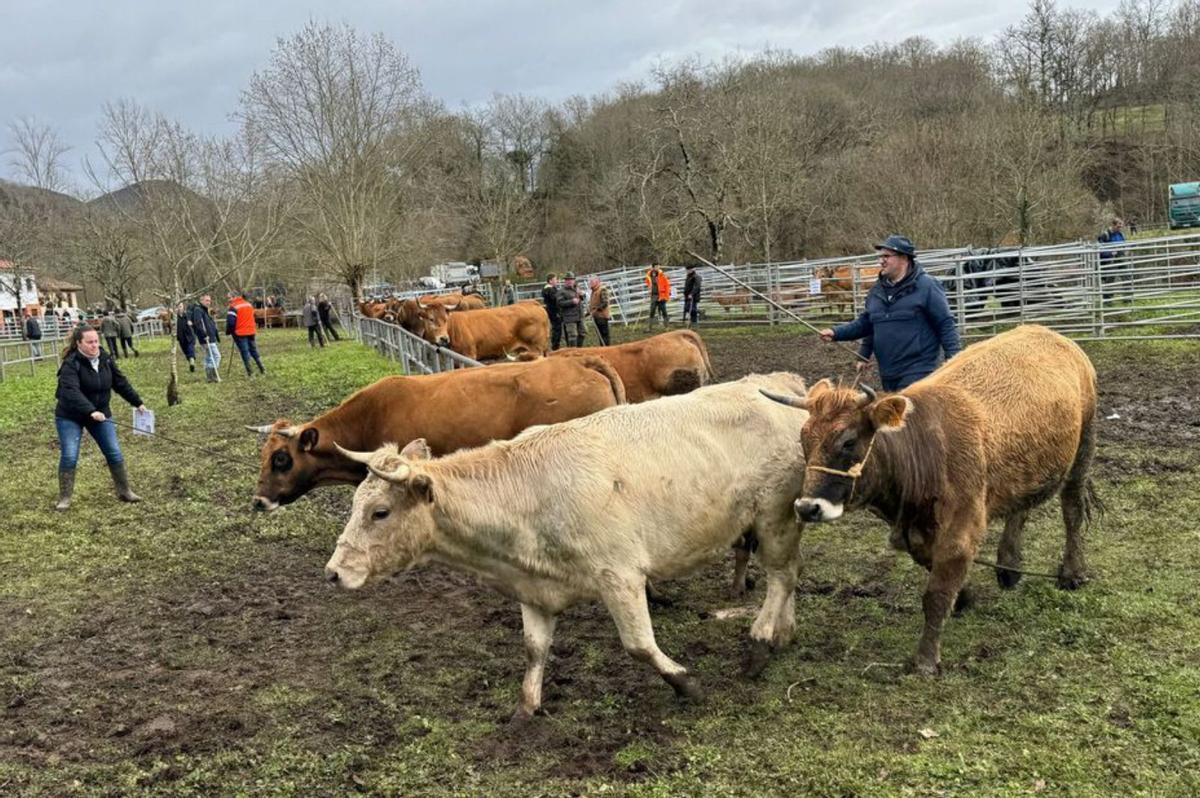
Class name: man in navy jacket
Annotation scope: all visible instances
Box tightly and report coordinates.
[819,235,961,391]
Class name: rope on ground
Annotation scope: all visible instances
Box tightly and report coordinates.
[109,417,257,472]
[971,557,1060,581]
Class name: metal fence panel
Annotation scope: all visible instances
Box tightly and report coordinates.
[504,232,1200,340]
[346,313,483,374]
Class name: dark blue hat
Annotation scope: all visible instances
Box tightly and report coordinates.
[874,234,916,258]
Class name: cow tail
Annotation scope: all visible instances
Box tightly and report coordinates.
[578,355,627,404]
[679,329,718,382]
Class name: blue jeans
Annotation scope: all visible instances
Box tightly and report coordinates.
[234,335,263,372]
[203,341,221,369]
[56,416,123,470]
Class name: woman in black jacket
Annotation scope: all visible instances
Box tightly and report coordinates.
[54,324,149,510]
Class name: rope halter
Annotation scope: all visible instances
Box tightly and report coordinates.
[805,434,878,501]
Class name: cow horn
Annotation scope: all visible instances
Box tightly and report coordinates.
[245,424,297,438]
[334,442,375,464]
[759,389,808,409]
[858,384,877,406]
[368,463,411,484]
[333,442,412,483]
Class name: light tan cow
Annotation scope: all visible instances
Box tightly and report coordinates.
[325,373,810,719]
[762,325,1099,675]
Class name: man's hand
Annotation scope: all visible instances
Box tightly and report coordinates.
[137,404,148,412]
[90,411,106,422]
[855,360,868,372]
[819,328,834,342]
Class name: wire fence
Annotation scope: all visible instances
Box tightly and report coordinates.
[505,232,1200,341]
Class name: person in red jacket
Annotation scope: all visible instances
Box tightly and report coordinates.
[226,292,265,376]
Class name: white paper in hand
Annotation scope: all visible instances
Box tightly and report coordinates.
[133,407,156,437]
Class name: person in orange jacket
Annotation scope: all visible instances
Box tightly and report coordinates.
[645,264,671,328]
[226,292,265,376]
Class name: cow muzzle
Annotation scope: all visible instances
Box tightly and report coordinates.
[324,565,367,590]
[436,336,450,347]
[252,495,279,512]
[795,497,843,523]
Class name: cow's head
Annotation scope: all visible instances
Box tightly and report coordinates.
[248,419,365,511]
[324,439,436,589]
[413,301,453,346]
[761,379,911,522]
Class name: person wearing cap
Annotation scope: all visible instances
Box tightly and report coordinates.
[818,234,961,391]
[1098,217,1128,301]
[556,272,586,347]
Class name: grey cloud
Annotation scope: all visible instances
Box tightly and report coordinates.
[1,0,1124,185]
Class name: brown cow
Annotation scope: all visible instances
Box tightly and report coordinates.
[254,306,284,328]
[249,355,626,511]
[419,292,488,311]
[814,264,879,314]
[712,292,751,312]
[545,330,717,403]
[762,325,1100,675]
[358,301,388,320]
[416,300,549,360]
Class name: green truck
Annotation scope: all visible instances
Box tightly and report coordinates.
[1169,182,1200,229]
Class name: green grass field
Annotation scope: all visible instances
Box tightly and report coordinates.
[0,329,1197,796]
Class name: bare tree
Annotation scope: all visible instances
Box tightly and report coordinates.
[5,117,72,193]
[88,99,288,405]
[240,22,431,300]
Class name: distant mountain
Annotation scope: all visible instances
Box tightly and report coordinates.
[88,179,212,215]
[0,179,84,215]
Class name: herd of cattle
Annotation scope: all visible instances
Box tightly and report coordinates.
[249,322,1100,719]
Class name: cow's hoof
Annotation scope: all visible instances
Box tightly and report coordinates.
[1056,565,1088,591]
[742,640,772,679]
[996,566,1022,590]
[509,707,538,727]
[910,659,941,678]
[666,672,704,702]
[952,587,974,615]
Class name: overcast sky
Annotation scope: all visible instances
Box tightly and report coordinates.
[1,0,1123,192]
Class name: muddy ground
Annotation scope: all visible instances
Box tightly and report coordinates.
[2,328,1198,793]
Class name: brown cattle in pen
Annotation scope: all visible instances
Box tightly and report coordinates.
[413,300,549,360]
[545,330,717,403]
[248,355,625,511]
[762,324,1100,675]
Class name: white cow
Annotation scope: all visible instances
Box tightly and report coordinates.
[325,373,810,719]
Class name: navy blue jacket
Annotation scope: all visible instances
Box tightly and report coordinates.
[188,304,220,345]
[55,350,142,423]
[833,262,961,389]
[1098,229,1125,263]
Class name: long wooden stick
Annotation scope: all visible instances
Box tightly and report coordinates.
[687,251,871,365]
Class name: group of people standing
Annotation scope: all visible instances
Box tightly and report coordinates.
[541,272,613,348]
[538,261,707,349]
[301,294,341,348]
[96,309,141,360]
